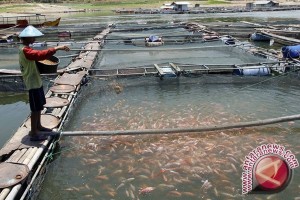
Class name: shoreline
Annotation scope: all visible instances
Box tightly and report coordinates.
[1,1,300,16]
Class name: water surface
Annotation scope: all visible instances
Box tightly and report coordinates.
[39,75,300,200]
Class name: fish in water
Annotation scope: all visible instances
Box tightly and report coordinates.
[139,187,155,195]
[112,83,123,94]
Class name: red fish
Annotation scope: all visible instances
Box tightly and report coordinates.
[139,187,155,195]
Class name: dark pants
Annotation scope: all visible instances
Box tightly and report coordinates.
[28,86,46,112]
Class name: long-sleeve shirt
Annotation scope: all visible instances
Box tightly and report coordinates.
[19,45,56,90]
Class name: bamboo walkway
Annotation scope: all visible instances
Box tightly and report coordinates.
[0,27,111,200]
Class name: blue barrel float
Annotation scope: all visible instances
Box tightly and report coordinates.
[282,44,300,59]
[250,33,270,41]
[233,66,271,76]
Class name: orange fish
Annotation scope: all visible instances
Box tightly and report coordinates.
[139,187,155,195]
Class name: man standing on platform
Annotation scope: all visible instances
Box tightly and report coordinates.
[19,25,70,141]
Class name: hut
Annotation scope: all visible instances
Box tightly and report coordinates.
[171,2,190,12]
[246,1,279,10]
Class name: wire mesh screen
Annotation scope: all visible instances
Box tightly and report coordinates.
[0,75,56,92]
[0,75,25,91]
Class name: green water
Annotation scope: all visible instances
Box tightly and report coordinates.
[39,75,300,200]
[0,92,29,147]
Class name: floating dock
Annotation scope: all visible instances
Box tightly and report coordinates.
[0,27,110,200]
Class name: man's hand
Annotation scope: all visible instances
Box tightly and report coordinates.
[55,45,70,52]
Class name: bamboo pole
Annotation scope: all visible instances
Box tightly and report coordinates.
[19,142,54,200]
[62,114,300,137]
[69,45,238,52]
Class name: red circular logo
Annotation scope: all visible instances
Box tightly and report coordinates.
[254,155,290,191]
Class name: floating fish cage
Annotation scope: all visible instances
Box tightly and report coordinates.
[2,19,300,200]
[0,75,25,91]
[89,62,288,79]
[50,69,300,200]
[0,74,59,92]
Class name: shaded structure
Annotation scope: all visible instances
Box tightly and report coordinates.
[246,1,279,10]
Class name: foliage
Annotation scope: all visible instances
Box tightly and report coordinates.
[0,3,33,12]
[206,0,231,5]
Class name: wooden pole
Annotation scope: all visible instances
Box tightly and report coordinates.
[61,114,300,137]
[69,45,238,52]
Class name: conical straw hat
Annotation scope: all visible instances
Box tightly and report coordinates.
[19,25,44,37]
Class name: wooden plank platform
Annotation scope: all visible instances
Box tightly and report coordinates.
[0,27,111,200]
[53,73,86,86]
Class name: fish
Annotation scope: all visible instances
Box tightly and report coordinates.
[221,192,235,198]
[214,187,219,197]
[201,180,212,191]
[162,174,168,182]
[95,175,109,180]
[83,158,99,165]
[85,184,91,190]
[139,187,155,195]
[227,156,239,164]
[157,184,175,191]
[231,163,238,173]
[137,174,149,179]
[123,177,135,183]
[129,183,136,191]
[107,191,116,197]
[167,190,182,197]
[113,169,123,175]
[182,191,196,197]
[64,188,75,191]
[116,183,125,190]
[129,189,135,199]
[93,189,101,195]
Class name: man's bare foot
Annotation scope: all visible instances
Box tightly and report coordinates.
[29,130,39,137]
[29,130,59,137]
[30,134,48,141]
[38,126,53,132]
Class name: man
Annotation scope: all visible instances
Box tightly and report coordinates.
[19,25,70,141]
